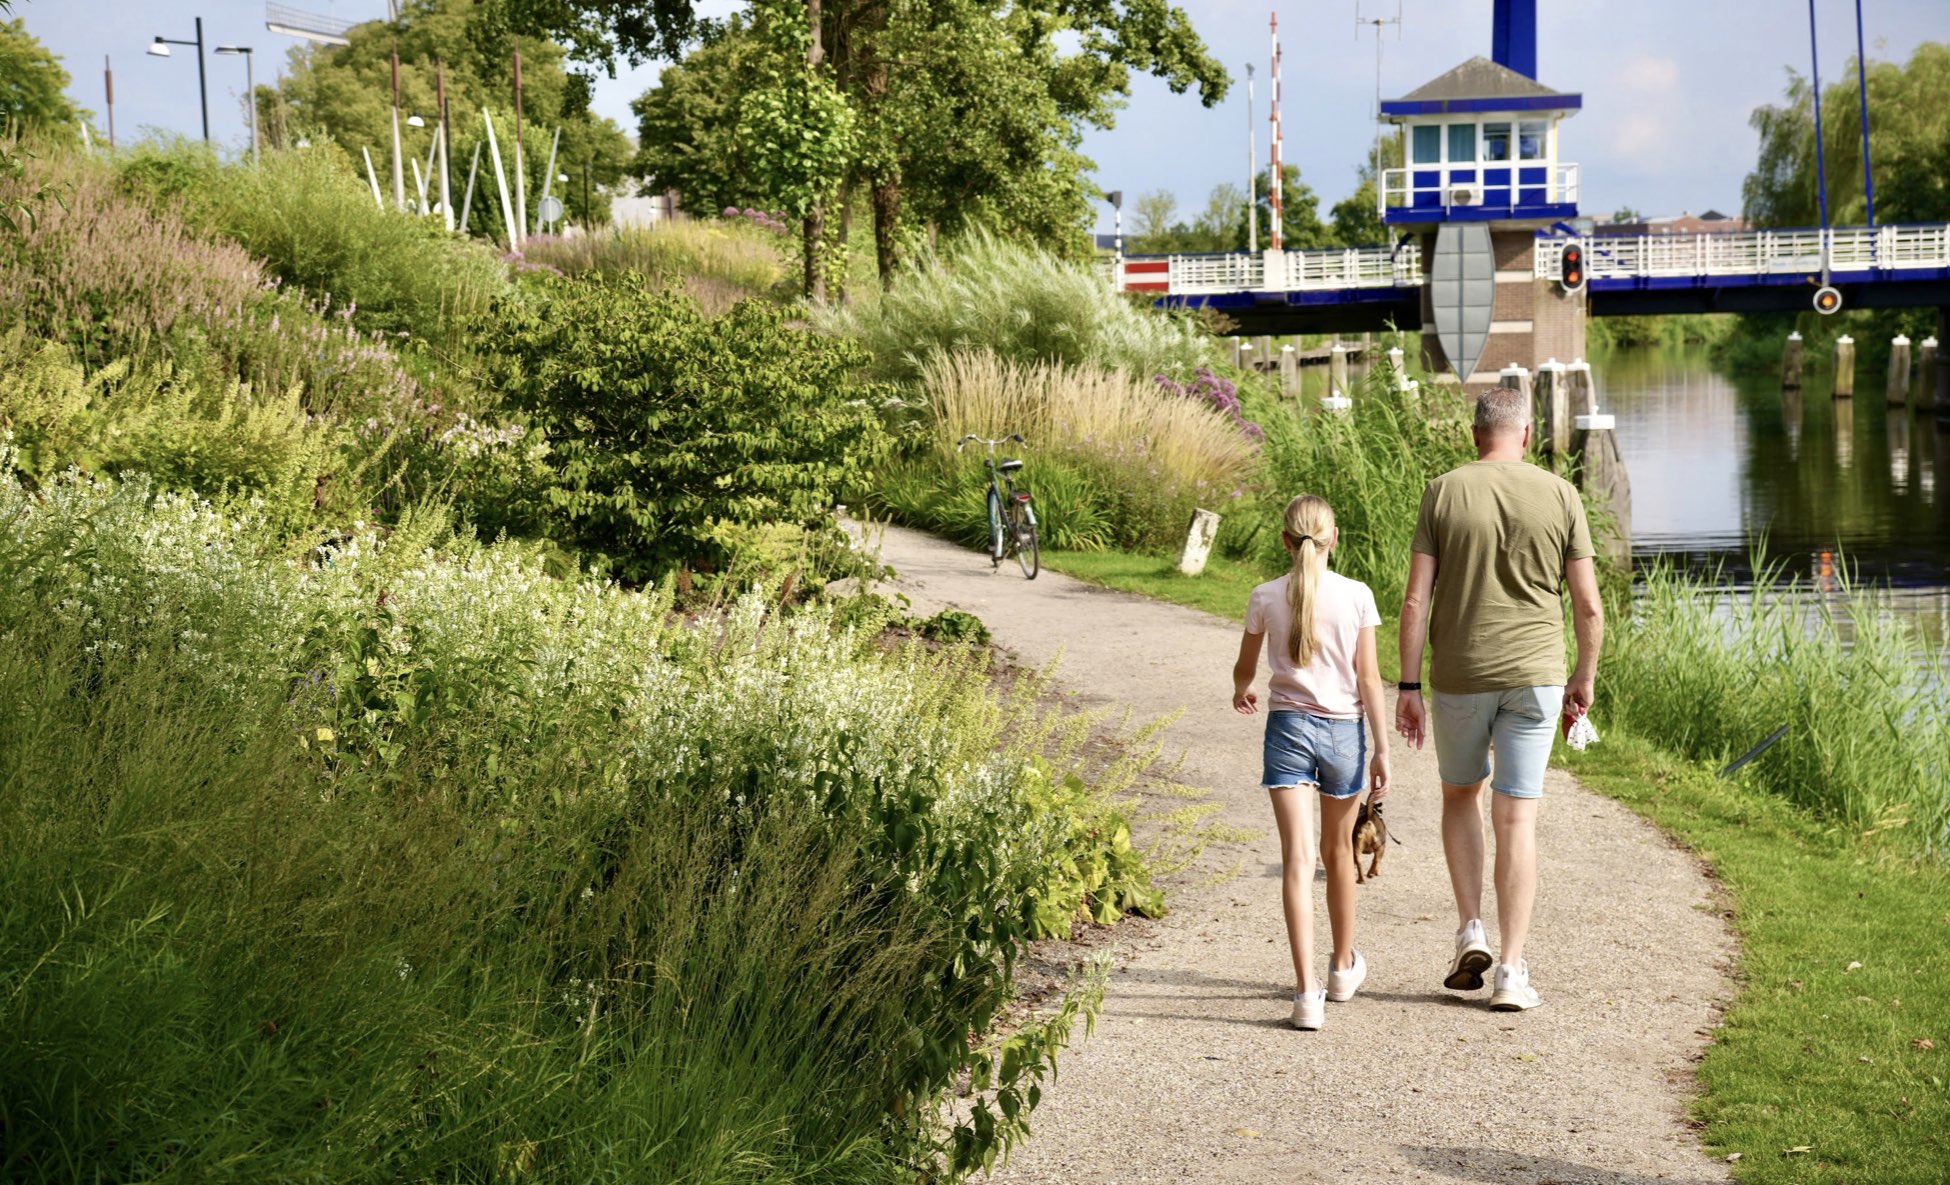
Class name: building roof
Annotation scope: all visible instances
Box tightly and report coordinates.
[1382,55,1582,117]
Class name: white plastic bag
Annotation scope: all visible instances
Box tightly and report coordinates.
[1565,713,1600,752]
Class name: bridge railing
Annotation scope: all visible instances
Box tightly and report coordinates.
[1535,224,1950,282]
[1112,243,1423,294]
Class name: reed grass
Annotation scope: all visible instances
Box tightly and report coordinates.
[822,230,1213,382]
[519,220,786,314]
[1600,559,1950,854]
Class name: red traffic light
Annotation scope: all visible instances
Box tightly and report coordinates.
[1813,285,1843,315]
[1560,242,1586,292]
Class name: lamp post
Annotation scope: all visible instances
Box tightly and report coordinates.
[147,18,209,144]
[214,46,256,164]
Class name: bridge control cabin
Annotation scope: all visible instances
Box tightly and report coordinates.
[1379,57,1581,226]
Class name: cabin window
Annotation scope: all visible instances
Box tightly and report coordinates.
[1518,120,1548,160]
[1483,122,1512,162]
[1446,122,1476,164]
[1412,124,1442,164]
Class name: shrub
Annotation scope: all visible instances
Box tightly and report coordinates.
[518,219,786,314]
[822,230,1214,382]
[484,275,893,582]
[0,332,345,532]
[0,466,1155,1181]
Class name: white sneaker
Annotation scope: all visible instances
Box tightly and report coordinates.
[1489,960,1542,1011]
[1445,918,1493,991]
[1290,989,1326,1030]
[1326,950,1367,1002]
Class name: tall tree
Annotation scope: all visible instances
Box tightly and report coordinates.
[1744,42,1950,228]
[0,18,88,142]
[1244,164,1328,251]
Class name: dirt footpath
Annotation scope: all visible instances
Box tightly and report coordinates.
[874,525,1735,1185]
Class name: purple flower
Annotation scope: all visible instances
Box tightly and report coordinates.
[722,206,739,217]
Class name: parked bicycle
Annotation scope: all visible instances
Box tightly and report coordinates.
[957,433,1039,579]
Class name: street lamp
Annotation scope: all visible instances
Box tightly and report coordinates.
[148,18,209,144]
[214,45,256,164]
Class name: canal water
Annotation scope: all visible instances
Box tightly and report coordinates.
[1596,345,1950,646]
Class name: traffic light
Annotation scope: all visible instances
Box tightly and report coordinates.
[1559,242,1585,293]
[1813,285,1843,315]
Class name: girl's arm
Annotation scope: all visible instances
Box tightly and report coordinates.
[1232,631,1262,714]
[1354,624,1392,798]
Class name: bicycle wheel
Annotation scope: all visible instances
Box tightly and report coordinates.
[1012,499,1040,580]
[986,487,1004,566]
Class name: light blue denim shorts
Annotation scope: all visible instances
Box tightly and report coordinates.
[1262,710,1368,798]
[1431,685,1564,798]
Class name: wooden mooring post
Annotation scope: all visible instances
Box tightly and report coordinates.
[1534,358,1570,459]
[1833,335,1856,398]
[1887,335,1912,406]
[1782,331,1804,388]
[1566,361,1632,566]
[1279,343,1298,398]
[1917,335,1939,412]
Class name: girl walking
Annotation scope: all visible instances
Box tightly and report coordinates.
[1231,494,1391,1030]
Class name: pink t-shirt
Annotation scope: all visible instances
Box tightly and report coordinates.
[1244,570,1381,720]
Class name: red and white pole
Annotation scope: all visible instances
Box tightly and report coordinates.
[1268,13,1284,251]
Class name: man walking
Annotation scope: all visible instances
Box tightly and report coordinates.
[1395,386,1604,1011]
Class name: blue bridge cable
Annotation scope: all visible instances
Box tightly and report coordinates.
[1809,0,1831,281]
[1854,0,1875,228]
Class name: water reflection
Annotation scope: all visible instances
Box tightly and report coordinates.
[1597,345,1950,646]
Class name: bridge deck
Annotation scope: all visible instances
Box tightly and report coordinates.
[1114,225,1950,334]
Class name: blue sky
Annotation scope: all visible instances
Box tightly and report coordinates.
[17,0,1947,233]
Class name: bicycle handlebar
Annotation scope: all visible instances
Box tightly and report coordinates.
[956,433,1026,451]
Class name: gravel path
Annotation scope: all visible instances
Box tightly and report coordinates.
[874,525,1736,1185]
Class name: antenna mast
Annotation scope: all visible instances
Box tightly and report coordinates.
[1356,1,1404,182]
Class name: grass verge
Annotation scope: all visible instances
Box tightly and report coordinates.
[1040,549,1404,684]
[1559,731,1949,1184]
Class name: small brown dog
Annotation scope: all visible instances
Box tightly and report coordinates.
[1351,799,1390,883]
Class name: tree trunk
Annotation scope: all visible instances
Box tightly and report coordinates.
[802,0,827,302]
[834,178,853,303]
[871,175,900,285]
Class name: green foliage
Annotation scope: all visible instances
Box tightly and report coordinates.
[826,231,1213,382]
[485,275,892,581]
[1562,732,1950,1182]
[0,333,345,532]
[0,18,87,141]
[207,145,509,341]
[1257,356,1479,618]
[1597,559,1950,851]
[629,22,767,217]
[918,607,990,645]
[0,466,1155,1181]
[1248,164,1331,250]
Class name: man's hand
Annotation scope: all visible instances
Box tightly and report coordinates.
[1395,689,1425,749]
[1232,687,1259,715]
[1369,750,1392,800]
[1565,673,1595,719]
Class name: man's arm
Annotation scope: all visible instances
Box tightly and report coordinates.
[1395,550,1437,748]
[1564,555,1604,716]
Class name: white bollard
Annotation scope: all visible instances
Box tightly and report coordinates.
[1177,508,1222,576]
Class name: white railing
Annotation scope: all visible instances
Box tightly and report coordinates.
[1380,162,1578,213]
[1114,243,1422,295]
[1534,224,1950,282]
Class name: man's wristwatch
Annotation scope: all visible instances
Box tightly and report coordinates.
[1398,681,1422,692]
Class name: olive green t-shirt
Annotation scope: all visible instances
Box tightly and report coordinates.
[1411,460,1595,694]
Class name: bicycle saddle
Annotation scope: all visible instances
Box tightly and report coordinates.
[997,458,1024,473]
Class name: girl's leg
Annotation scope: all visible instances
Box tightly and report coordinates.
[1267,784,1319,993]
[1317,793,1365,972]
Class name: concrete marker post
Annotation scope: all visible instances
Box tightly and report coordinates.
[1833,335,1856,399]
[1177,508,1223,576]
[1782,331,1804,389]
[1887,335,1911,406]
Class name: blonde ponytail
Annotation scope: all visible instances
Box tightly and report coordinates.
[1281,494,1336,666]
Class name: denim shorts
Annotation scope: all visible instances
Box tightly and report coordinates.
[1431,685,1565,799]
[1262,710,1368,797]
